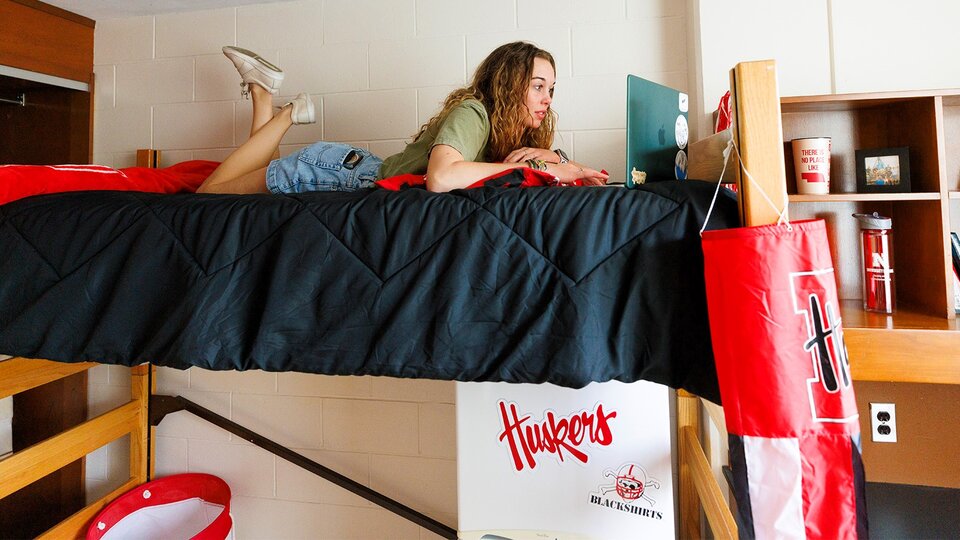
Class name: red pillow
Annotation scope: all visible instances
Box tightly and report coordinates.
[0,160,219,206]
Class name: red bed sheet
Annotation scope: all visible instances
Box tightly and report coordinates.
[0,161,219,206]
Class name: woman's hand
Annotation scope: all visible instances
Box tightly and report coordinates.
[503,147,563,164]
[545,162,609,186]
[506,149,609,186]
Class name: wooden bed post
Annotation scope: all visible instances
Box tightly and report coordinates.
[130,365,154,482]
[132,148,161,482]
[136,149,161,168]
[677,390,703,539]
[729,60,788,227]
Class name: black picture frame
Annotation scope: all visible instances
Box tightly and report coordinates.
[855,147,911,193]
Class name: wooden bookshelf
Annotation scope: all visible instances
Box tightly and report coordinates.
[781,89,960,384]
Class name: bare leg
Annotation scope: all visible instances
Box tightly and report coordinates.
[199,166,271,194]
[197,105,294,194]
[249,85,281,161]
[249,85,275,138]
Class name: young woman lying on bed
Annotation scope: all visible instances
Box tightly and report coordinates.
[197,41,609,195]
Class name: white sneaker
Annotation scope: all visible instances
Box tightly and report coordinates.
[222,46,284,98]
[284,93,316,125]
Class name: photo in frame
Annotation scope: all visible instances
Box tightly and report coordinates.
[855,147,911,193]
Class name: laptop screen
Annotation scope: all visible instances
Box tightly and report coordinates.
[625,75,689,185]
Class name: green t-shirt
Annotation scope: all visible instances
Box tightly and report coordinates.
[378,99,490,180]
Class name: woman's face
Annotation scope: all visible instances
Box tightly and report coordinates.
[524,56,555,129]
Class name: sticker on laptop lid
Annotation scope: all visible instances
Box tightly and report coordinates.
[679,93,689,113]
[675,115,688,150]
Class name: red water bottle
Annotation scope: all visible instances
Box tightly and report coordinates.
[854,212,895,313]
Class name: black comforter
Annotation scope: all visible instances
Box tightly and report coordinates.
[0,180,737,402]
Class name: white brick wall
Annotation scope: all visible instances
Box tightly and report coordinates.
[89,1,688,537]
[92,0,688,181]
[151,369,457,539]
[85,365,134,504]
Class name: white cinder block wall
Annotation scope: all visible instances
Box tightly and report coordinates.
[86,1,689,538]
[690,0,960,138]
[90,0,689,176]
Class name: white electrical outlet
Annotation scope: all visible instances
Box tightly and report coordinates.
[870,403,897,443]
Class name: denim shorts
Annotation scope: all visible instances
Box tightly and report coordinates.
[266,141,382,194]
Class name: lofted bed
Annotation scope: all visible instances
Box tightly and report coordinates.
[1,158,735,538]
[1,58,779,539]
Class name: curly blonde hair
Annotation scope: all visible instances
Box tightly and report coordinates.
[412,41,557,162]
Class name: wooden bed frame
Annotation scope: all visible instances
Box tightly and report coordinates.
[0,361,151,537]
[1,59,916,539]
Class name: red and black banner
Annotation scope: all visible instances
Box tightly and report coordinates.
[702,219,868,539]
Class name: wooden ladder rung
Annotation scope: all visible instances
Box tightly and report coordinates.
[0,400,141,499]
[0,357,97,399]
